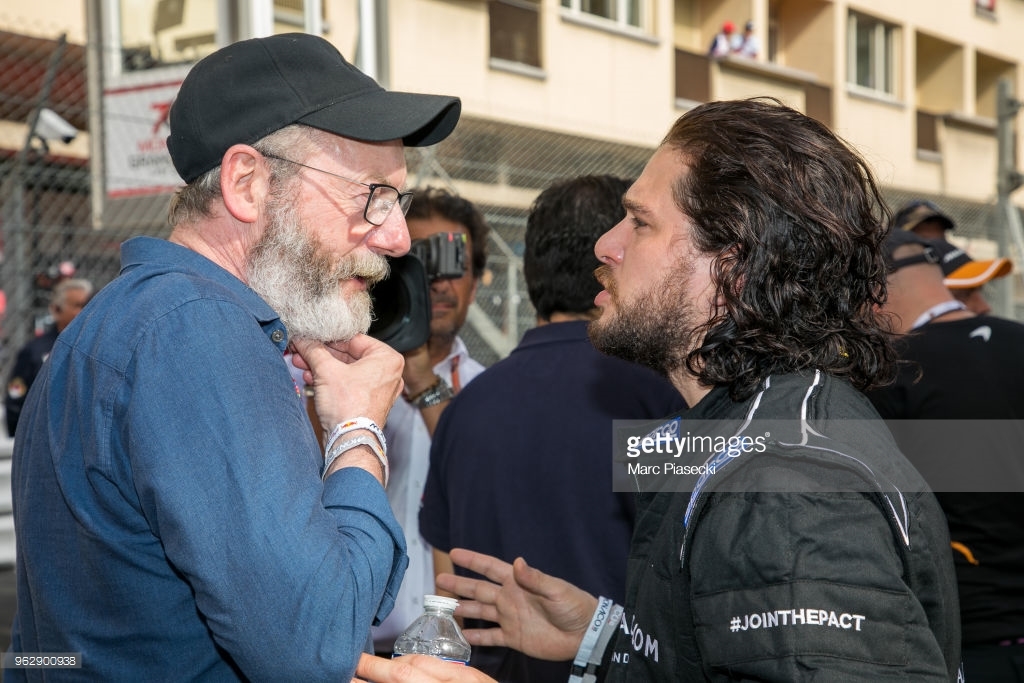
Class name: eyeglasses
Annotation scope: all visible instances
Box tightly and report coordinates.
[262,153,414,226]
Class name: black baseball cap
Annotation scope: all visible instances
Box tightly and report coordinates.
[167,33,461,183]
[883,229,939,272]
[891,199,955,233]
[928,238,1013,288]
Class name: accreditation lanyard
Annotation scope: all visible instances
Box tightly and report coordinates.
[449,355,461,393]
[911,300,966,330]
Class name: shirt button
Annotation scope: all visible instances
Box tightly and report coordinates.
[271,330,285,343]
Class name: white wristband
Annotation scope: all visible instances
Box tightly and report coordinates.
[322,434,389,487]
[569,597,612,683]
[583,603,623,683]
[324,417,387,457]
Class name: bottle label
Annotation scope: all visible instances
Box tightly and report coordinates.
[391,653,468,665]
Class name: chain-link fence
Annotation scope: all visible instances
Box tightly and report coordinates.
[405,117,656,366]
[0,25,658,378]
[3,28,1022,384]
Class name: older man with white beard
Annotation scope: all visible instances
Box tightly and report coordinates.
[7,33,495,683]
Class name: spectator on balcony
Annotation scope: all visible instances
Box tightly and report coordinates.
[731,21,760,58]
[5,277,93,436]
[707,21,735,58]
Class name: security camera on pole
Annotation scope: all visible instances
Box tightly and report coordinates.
[34,108,79,148]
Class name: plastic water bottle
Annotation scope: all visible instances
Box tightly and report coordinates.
[392,594,472,665]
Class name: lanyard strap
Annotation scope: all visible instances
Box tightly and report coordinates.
[449,355,461,393]
[569,597,623,683]
[911,300,967,330]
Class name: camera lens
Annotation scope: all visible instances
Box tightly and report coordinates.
[368,271,412,340]
[367,254,432,353]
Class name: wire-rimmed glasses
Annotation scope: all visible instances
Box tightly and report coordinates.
[262,153,413,226]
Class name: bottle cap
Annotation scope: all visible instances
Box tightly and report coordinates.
[423,594,459,612]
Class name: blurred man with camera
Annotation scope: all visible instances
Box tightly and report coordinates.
[373,187,490,654]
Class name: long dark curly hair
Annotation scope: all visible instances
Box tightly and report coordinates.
[664,98,897,401]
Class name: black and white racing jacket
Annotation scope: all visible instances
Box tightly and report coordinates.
[602,371,963,682]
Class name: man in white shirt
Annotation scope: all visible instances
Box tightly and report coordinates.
[731,21,760,58]
[372,187,489,653]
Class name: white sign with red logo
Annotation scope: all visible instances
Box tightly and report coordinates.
[103,80,183,197]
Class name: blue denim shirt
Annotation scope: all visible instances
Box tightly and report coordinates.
[8,237,407,681]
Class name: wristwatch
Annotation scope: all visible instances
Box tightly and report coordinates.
[405,376,454,409]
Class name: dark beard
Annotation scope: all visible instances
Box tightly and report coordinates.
[588,299,687,377]
[588,264,701,377]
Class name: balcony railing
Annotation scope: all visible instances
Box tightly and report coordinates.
[675,48,832,129]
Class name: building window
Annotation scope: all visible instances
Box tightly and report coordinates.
[848,11,895,95]
[560,0,647,31]
[490,0,541,67]
[112,0,324,75]
[118,0,219,72]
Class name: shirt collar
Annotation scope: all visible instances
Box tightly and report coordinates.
[121,236,288,350]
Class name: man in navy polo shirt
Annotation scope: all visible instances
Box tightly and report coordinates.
[419,175,685,682]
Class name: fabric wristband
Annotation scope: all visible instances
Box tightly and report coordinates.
[582,603,623,683]
[322,434,389,487]
[569,597,614,683]
[324,417,387,457]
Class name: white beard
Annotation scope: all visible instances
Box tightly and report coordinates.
[246,200,389,343]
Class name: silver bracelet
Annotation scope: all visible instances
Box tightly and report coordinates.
[405,377,454,409]
[322,434,389,487]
